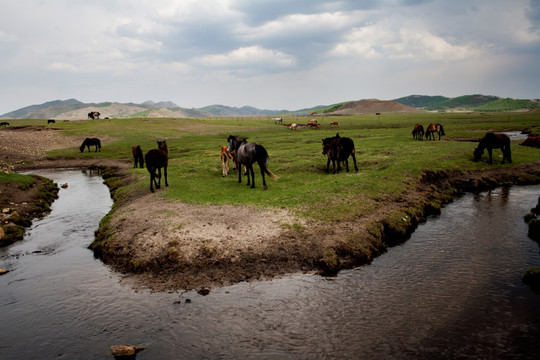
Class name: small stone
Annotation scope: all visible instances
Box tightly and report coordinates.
[110,345,145,357]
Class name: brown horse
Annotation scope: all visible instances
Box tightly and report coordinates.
[322,133,359,174]
[227,135,277,189]
[425,123,445,140]
[221,145,232,177]
[473,132,512,164]
[132,145,144,168]
[145,140,168,192]
[412,124,424,140]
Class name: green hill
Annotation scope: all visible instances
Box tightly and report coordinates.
[393,95,449,108]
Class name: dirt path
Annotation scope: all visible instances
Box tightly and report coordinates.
[2,125,540,292]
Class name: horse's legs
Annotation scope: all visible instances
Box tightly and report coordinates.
[326,157,331,173]
[259,163,268,190]
[238,163,242,183]
[149,168,156,192]
[351,152,359,172]
[164,165,168,186]
[487,148,493,164]
[156,168,161,189]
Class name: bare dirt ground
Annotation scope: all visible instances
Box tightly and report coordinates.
[2,125,540,292]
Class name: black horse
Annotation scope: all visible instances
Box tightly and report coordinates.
[145,140,168,192]
[79,138,101,152]
[227,135,277,189]
[473,132,512,164]
[132,145,144,168]
[322,133,359,174]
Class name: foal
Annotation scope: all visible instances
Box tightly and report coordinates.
[220,145,232,177]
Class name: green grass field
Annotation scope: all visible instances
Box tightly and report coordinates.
[8,111,540,222]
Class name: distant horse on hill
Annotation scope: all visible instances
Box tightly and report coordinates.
[473,132,512,164]
[227,135,277,189]
[79,138,101,152]
[87,111,100,120]
[132,145,144,168]
[145,140,168,192]
[425,123,445,140]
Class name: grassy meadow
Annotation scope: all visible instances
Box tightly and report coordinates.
[10,111,540,222]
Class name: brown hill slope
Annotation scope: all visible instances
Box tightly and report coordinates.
[331,99,421,115]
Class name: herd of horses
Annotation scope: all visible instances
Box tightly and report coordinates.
[87,111,101,120]
[72,120,521,193]
[412,123,446,140]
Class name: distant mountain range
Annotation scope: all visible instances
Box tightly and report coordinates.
[1,95,538,120]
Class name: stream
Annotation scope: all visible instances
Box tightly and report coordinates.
[1,168,540,359]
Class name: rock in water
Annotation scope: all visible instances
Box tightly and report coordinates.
[110,345,145,358]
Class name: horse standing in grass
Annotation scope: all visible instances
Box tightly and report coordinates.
[473,132,512,164]
[132,145,144,168]
[227,135,277,189]
[79,138,101,152]
[220,145,232,177]
[412,124,424,140]
[322,133,359,174]
[425,123,445,140]
[145,140,168,192]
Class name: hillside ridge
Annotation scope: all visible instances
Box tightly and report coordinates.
[2,94,539,119]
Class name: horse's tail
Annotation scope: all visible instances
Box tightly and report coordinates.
[255,144,278,180]
[439,124,446,136]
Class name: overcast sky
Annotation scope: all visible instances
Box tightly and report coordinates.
[1,0,539,114]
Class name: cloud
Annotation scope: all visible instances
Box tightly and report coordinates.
[0,0,539,114]
[196,45,296,75]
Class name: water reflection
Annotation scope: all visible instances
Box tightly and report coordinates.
[1,170,539,359]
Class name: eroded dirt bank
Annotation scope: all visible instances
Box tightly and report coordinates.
[91,162,540,292]
[2,125,540,292]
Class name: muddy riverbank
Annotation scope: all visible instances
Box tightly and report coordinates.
[2,125,540,291]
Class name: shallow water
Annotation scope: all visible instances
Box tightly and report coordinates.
[1,169,540,359]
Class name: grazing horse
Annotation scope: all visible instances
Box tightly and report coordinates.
[473,132,512,164]
[322,133,359,174]
[412,124,424,140]
[227,135,278,189]
[47,119,55,124]
[87,111,100,120]
[425,123,445,140]
[330,121,340,127]
[0,121,9,127]
[132,145,144,168]
[79,138,101,152]
[145,140,168,193]
[287,123,298,130]
[273,118,283,124]
[221,145,232,177]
